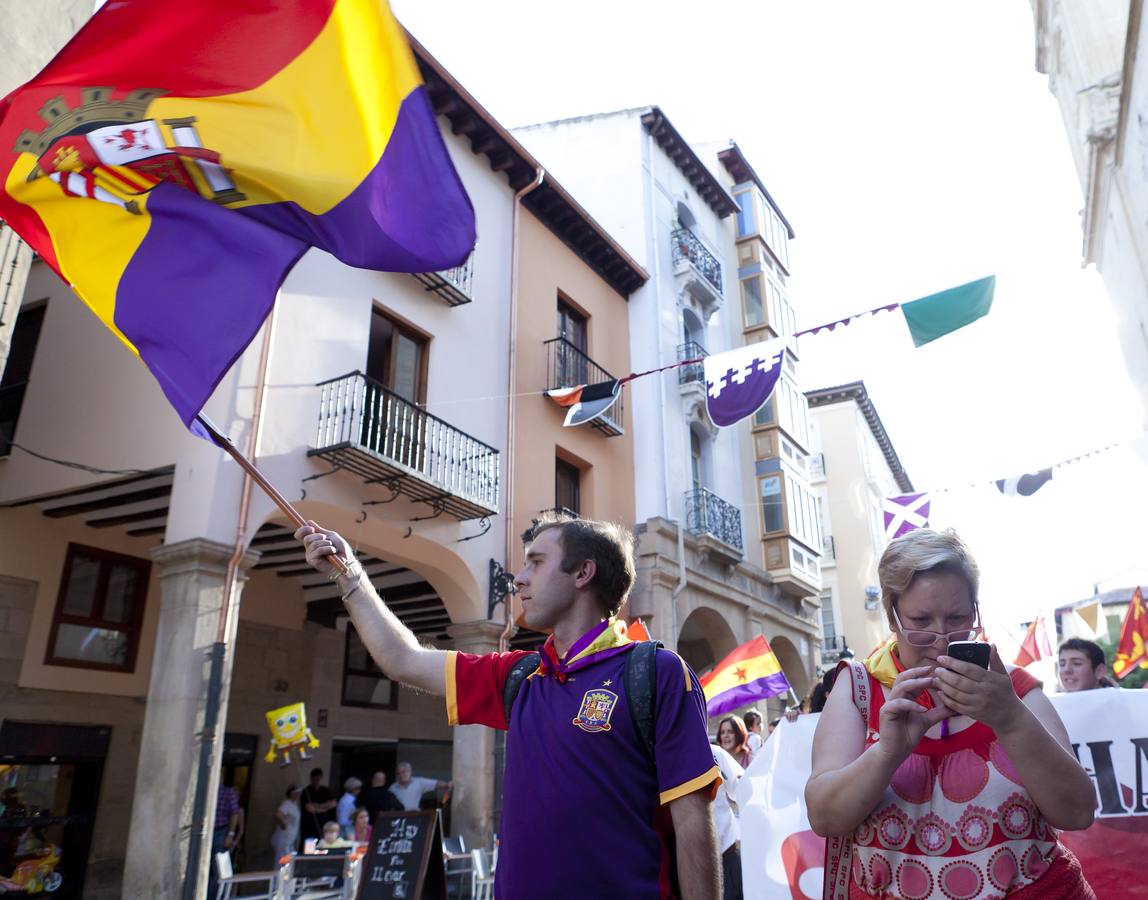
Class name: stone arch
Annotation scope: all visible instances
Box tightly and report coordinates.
[677,606,738,680]
[770,635,810,702]
[264,500,486,625]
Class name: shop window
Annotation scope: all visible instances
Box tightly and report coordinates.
[342,624,397,710]
[45,544,149,672]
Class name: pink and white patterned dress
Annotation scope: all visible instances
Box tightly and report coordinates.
[848,668,1092,899]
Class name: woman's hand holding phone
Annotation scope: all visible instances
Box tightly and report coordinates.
[934,644,1023,733]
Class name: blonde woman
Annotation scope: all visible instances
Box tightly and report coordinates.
[806,529,1096,899]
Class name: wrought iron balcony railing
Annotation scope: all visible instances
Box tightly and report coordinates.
[683,487,743,552]
[821,635,851,656]
[411,254,474,307]
[543,337,624,437]
[677,341,707,386]
[671,228,722,294]
[310,371,499,520]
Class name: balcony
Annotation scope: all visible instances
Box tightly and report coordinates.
[821,635,852,659]
[684,487,744,561]
[543,337,624,437]
[676,341,707,387]
[671,228,723,313]
[310,371,499,520]
[410,254,474,307]
[762,535,822,600]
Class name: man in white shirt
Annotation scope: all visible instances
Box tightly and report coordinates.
[335,777,362,833]
[387,762,450,811]
[711,744,744,900]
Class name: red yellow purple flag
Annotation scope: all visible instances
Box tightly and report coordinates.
[1112,587,1148,680]
[0,0,474,435]
[700,635,791,718]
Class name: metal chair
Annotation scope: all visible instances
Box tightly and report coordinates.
[277,852,356,900]
[213,851,279,900]
[442,835,472,898]
[469,848,493,900]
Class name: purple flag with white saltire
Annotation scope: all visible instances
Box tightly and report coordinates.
[703,339,787,428]
[883,492,931,539]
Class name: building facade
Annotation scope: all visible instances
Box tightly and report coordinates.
[0,38,642,899]
[1028,0,1148,428]
[806,382,915,663]
[513,112,822,712]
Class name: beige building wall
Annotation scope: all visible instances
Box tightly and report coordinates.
[509,211,635,571]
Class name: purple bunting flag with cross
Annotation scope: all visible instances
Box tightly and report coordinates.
[703,339,787,428]
[882,492,932,540]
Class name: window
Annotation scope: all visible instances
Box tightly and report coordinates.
[760,475,783,533]
[740,275,764,328]
[555,458,581,515]
[367,308,427,403]
[690,431,703,492]
[46,544,149,672]
[0,303,46,456]
[342,624,397,709]
[556,298,588,386]
[734,191,755,238]
[820,593,837,643]
[753,397,775,428]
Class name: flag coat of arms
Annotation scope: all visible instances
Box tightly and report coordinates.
[0,0,475,433]
[701,636,791,718]
[703,339,786,428]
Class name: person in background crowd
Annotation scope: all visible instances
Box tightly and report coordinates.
[299,768,336,846]
[743,710,764,753]
[806,528,1096,898]
[361,771,403,825]
[767,718,781,736]
[388,763,449,812]
[271,785,302,861]
[335,777,362,833]
[1058,638,1116,692]
[348,807,372,844]
[315,820,351,851]
[207,781,241,899]
[717,714,753,768]
[711,744,745,900]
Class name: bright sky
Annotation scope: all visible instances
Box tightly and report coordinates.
[394,0,1148,644]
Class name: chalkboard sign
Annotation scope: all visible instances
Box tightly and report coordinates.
[356,809,446,900]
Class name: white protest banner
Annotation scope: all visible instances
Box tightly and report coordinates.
[737,689,1148,899]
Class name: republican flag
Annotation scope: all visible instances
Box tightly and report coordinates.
[0,0,475,435]
[701,636,791,718]
[1013,616,1052,668]
[702,338,786,428]
[882,492,931,540]
[544,379,621,427]
[1112,587,1148,680]
[996,469,1053,497]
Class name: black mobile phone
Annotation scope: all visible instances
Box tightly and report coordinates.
[947,641,991,669]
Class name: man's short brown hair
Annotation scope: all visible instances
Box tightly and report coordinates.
[525,513,636,618]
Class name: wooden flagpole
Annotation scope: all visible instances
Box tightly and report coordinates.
[195,414,349,575]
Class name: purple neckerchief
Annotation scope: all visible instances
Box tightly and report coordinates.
[537,619,634,683]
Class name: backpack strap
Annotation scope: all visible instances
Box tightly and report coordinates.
[501,652,541,724]
[623,640,661,767]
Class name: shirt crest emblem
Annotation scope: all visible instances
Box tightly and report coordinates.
[572,688,618,733]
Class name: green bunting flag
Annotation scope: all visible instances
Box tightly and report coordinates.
[900,275,995,347]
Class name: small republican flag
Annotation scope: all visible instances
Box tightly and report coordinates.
[703,338,786,428]
[1013,616,1052,668]
[1112,587,1148,680]
[996,469,1053,497]
[882,492,931,540]
[545,379,621,427]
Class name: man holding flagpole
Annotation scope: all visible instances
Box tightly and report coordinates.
[297,512,722,899]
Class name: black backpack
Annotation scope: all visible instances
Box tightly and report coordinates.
[500,640,661,764]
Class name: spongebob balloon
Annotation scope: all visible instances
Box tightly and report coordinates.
[264,702,320,767]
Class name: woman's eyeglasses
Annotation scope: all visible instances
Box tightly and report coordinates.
[891,606,983,648]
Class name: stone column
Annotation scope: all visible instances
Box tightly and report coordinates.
[122,539,258,899]
[445,620,505,849]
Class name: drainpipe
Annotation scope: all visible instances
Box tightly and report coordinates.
[502,167,545,651]
[182,304,278,900]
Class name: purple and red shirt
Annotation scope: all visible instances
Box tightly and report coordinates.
[445,620,720,899]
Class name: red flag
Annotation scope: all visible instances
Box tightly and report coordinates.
[626,619,652,642]
[1112,587,1148,680]
[1013,616,1051,668]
